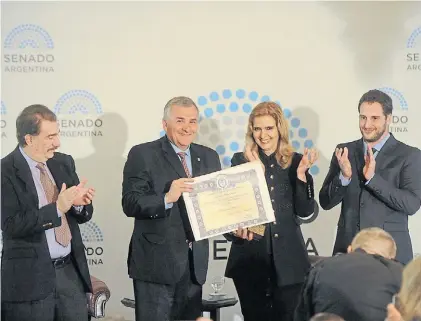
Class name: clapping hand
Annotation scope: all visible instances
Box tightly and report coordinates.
[363,146,376,181]
[297,148,319,181]
[73,179,96,206]
[335,147,352,179]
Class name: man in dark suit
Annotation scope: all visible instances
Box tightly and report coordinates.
[294,228,403,321]
[1,104,96,321]
[122,96,221,321]
[319,89,421,264]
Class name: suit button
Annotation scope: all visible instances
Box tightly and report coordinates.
[273,221,277,225]
[360,202,364,207]
[186,239,189,243]
[271,199,274,203]
[357,223,360,229]
[274,233,279,238]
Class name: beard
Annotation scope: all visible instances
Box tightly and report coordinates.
[361,124,387,143]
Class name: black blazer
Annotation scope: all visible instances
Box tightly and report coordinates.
[225,152,315,287]
[1,146,93,302]
[122,136,221,285]
[294,250,403,321]
[319,134,421,264]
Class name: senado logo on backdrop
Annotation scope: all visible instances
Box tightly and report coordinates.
[406,26,421,71]
[378,87,409,134]
[54,90,104,137]
[3,24,55,73]
[80,221,104,266]
[1,101,7,139]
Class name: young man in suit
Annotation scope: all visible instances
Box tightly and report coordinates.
[319,89,421,264]
[1,104,96,321]
[122,96,221,321]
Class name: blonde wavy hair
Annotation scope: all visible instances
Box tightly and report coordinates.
[245,101,294,168]
[395,256,421,321]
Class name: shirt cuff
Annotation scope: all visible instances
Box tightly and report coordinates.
[73,205,84,213]
[365,174,375,185]
[56,205,63,217]
[339,172,351,186]
[164,195,173,210]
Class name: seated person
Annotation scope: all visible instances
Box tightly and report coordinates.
[294,227,403,321]
[386,256,421,321]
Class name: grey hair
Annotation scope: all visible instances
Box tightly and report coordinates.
[310,313,345,321]
[163,96,199,120]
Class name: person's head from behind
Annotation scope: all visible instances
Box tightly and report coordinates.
[310,312,345,321]
[358,89,392,144]
[393,256,421,321]
[245,101,293,168]
[16,104,60,162]
[162,96,199,151]
[347,227,397,259]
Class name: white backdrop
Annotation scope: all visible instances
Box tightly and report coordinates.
[1,2,421,320]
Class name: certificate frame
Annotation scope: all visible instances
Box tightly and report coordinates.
[183,161,275,241]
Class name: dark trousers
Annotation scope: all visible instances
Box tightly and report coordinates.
[233,263,303,321]
[133,250,202,321]
[1,259,89,321]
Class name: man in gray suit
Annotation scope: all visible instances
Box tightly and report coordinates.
[319,89,421,264]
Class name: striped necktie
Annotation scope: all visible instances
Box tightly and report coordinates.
[36,163,72,247]
[177,152,192,178]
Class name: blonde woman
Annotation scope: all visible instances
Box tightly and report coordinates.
[224,102,318,321]
[387,257,421,321]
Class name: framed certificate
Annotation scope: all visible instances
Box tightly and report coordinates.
[182,161,275,241]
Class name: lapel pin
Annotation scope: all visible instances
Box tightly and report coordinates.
[197,157,201,162]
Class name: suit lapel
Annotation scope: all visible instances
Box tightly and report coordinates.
[161,136,188,178]
[190,145,204,177]
[46,157,66,190]
[13,147,39,206]
[374,134,398,170]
